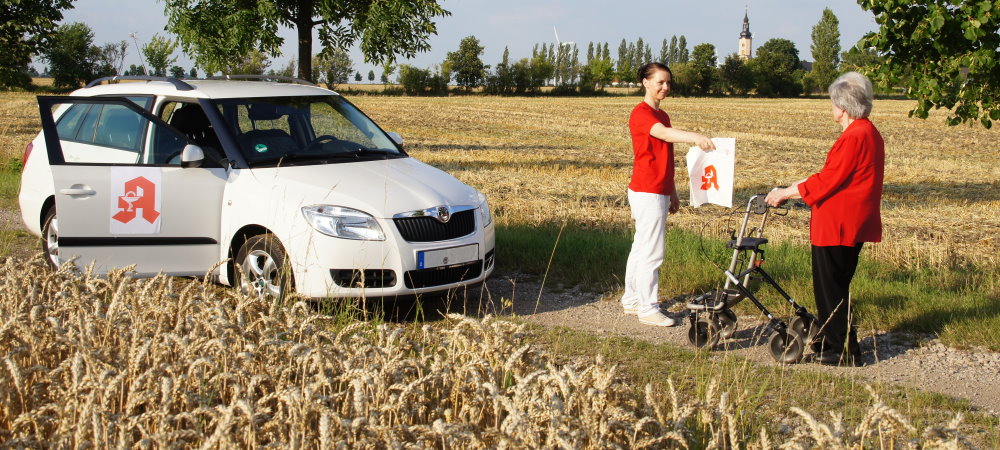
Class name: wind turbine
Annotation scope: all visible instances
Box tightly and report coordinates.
[553,27,575,84]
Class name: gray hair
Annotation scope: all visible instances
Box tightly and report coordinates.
[829,71,873,119]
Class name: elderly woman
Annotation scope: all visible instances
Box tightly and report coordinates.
[765,72,884,366]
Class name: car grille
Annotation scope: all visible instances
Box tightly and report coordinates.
[404,260,482,289]
[330,269,397,288]
[393,209,476,242]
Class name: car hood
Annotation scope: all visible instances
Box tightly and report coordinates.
[253,157,481,218]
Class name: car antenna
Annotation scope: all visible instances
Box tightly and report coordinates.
[129,32,150,77]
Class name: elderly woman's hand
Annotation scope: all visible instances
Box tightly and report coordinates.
[765,187,789,207]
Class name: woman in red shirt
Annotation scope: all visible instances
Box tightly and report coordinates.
[765,72,884,366]
[622,62,715,327]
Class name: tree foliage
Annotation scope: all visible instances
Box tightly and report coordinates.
[749,38,803,97]
[314,48,353,89]
[162,0,449,82]
[446,35,487,90]
[805,8,841,94]
[42,22,114,89]
[719,53,754,95]
[689,43,718,95]
[859,0,1000,127]
[0,0,74,88]
[142,34,178,77]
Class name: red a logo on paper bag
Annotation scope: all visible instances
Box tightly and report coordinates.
[700,165,720,191]
[112,176,160,224]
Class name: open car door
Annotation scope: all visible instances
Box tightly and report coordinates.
[37,96,227,277]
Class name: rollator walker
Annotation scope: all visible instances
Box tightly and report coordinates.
[685,194,818,363]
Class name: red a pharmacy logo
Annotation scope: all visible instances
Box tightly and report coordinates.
[700,165,720,191]
[112,176,160,224]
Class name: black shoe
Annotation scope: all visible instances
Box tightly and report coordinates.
[816,350,862,367]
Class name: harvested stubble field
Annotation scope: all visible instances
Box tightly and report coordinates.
[349,95,1000,272]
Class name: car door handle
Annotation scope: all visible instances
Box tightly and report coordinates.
[60,187,97,196]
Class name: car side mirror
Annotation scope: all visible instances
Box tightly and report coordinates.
[180,144,204,168]
[387,131,404,147]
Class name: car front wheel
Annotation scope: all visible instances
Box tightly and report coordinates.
[41,208,59,269]
[236,234,293,299]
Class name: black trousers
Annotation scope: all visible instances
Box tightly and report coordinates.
[811,244,864,356]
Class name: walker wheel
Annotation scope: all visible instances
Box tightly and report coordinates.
[716,309,738,339]
[789,315,818,344]
[688,317,721,349]
[767,328,804,364]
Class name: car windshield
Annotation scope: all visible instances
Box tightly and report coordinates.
[211,95,405,167]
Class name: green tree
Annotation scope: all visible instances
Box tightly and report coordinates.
[689,43,718,95]
[354,71,362,82]
[668,36,678,64]
[163,0,448,83]
[719,53,754,95]
[669,62,696,97]
[380,62,395,84]
[840,41,882,73]
[677,36,689,63]
[659,38,668,63]
[228,50,270,75]
[0,0,74,88]
[42,22,113,89]
[749,38,803,97]
[859,0,999,127]
[189,67,199,78]
[169,65,186,78]
[273,58,296,77]
[446,35,487,90]
[314,48,353,89]
[98,41,129,76]
[804,8,841,94]
[367,70,375,82]
[142,34,178,77]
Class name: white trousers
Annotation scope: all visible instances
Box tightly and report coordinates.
[621,189,668,316]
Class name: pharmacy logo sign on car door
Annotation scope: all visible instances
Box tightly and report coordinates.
[110,167,161,234]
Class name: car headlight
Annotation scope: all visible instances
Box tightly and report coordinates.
[301,205,385,240]
[477,193,492,227]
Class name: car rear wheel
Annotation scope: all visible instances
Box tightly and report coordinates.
[41,208,59,269]
[236,234,293,299]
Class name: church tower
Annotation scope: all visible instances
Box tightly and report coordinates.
[738,7,753,60]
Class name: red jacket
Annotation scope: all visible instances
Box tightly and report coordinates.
[797,118,885,246]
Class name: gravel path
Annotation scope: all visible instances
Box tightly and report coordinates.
[479,274,1000,416]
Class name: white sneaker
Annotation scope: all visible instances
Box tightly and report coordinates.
[638,311,677,327]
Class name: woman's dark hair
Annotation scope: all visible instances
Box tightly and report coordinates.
[637,62,672,84]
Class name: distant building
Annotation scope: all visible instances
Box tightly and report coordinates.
[739,7,753,60]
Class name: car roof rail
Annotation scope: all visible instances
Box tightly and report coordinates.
[206,74,318,87]
[85,76,195,91]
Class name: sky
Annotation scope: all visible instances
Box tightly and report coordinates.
[45,0,880,78]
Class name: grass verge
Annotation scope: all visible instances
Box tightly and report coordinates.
[496,222,1000,350]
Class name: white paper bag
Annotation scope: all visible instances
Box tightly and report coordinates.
[686,138,735,208]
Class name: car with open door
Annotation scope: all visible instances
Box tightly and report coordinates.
[19,75,495,300]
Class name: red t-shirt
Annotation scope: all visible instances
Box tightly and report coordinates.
[628,102,675,195]
[797,118,885,246]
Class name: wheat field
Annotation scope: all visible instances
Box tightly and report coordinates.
[0,257,972,447]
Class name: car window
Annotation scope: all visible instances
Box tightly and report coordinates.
[150,101,223,166]
[212,96,404,167]
[93,104,143,151]
[55,103,90,140]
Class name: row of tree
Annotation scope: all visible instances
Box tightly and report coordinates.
[399,9,881,98]
[2,0,996,126]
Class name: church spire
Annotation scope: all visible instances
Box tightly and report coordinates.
[738,6,753,59]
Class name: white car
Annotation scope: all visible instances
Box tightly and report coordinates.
[19,75,495,299]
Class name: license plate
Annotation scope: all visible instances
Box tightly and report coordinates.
[417,244,479,269]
